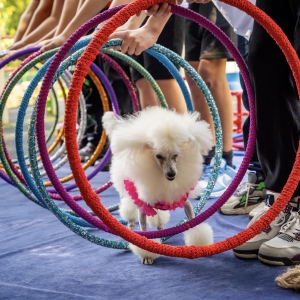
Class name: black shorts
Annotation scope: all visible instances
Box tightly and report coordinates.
[185,2,237,61]
[130,14,184,83]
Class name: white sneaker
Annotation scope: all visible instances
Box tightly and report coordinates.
[233,198,293,259]
[258,211,300,265]
[199,158,236,199]
[248,201,266,219]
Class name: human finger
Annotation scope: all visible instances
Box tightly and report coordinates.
[146,3,170,17]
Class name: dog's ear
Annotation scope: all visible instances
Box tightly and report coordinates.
[186,113,214,155]
[102,111,123,138]
[109,121,148,154]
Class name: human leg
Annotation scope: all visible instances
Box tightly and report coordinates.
[248,0,300,197]
[135,78,159,108]
[185,2,236,167]
[220,37,266,216]
[198,58,233,153]
[185,61,214,138]
[132,14,186,112]
[156,79,186,113]
[233,0,300,264]
[23,0,54,37]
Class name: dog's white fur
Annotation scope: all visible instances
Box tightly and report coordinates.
[103,107,214,264]
[128,239,162,265]
[183,223,214,246]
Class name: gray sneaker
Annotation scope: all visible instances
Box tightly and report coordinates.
[79,142,96,162]
[233,196,293,259]
[258,210,300,266]
[219,172,266,215]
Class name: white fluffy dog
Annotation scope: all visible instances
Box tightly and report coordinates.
[102,107,214,264]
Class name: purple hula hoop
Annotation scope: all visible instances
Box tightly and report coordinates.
[0,48,138,200]
[35,4,255,238]
[47,51,139,194]
[0,50,42,185]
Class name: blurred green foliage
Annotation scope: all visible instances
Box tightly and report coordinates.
[0,0,30,36]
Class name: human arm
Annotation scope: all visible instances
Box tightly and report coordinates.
[54,0,81,36]
[9,0,64,50]
[107,2,171,55]
[22,28,57,49]
[23,0,55,37]
[176,0,210,4]
[13,0,40,43]
[41,0,110,52]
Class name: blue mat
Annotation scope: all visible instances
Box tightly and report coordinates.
[0,156,299,300]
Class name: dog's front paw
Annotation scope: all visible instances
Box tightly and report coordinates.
[142,257,154,265]
[128,238,161,265]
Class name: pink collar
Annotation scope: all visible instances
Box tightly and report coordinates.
[124,179,190,217]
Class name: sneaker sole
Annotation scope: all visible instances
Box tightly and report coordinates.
[219,203,260,215]
[258,253,300,266]
[233,249,259,259]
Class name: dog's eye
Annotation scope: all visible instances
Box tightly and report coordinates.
[173,154,178,160]
[156,154,163,160]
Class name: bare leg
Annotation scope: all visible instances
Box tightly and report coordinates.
[199,58,233,152]
[185,61,214,140]
[184,200,195,220]
[53,0,80,36]
[157,79,187,113]
[185,59,233,152]
[135,78,159,108]
[135,78,187,113]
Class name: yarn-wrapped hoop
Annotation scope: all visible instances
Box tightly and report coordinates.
[35,3,247,241]
[29,41,216,234]
[103,40,222,210]
[29,1,248,251]
[0,49,63,167]
[35,0,254,244]
[58,0,300,258]
[13,38,222,251]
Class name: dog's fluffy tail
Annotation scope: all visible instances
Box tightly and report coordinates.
[183,223,213,246]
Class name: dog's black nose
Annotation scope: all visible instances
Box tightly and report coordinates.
[167,171,176,177]
[166,172,176,181]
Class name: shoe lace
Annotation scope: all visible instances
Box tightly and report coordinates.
[280,212,300,237]
[234,181,253,208]
[247,206,288,228]
[235,181,253,196]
